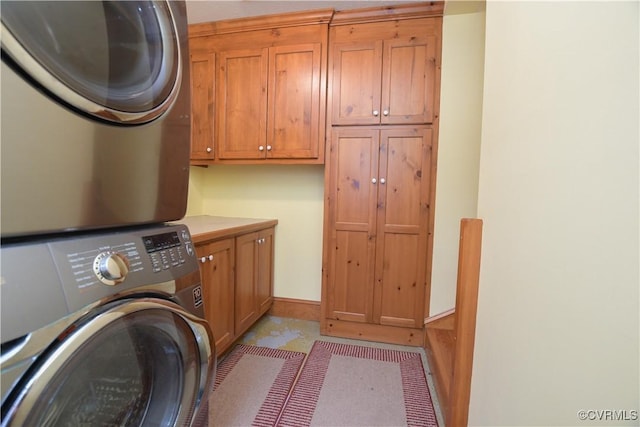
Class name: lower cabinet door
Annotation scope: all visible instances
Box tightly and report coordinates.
[197,238,235,355]
[234,232,259,335]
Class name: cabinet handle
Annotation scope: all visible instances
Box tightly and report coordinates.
[380,178,386,184]
[373,110,379,117]
[266,145,272,151]
[383,109,389,116]
[206,147,212,153]
[259,145,265,151]
[371,178,377,184]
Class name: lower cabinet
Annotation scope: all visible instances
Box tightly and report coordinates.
[195,226,275,356]
[235,228,274,336]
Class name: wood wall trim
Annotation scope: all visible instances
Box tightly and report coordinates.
[189,8,334,38]
[424,219,483,426]
[269,297,321,321]
[330,1,444,26]
[448,218,483,427]
[324,319,424,347]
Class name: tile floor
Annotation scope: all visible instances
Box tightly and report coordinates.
[234,314,444,426]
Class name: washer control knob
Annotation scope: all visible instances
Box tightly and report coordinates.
[94,251,130,285]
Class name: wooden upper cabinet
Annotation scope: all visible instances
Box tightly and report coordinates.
[217,43,322,160]
[267,43,322,160]
[330,17,441,126]
[190,52,215,161]
[331,41,383,126]
[188,9,332,164]
[217,48,268,160]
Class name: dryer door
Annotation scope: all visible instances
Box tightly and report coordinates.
[0,1,182,124]
[1,298,214,427]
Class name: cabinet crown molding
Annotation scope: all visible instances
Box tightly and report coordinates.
[189,8,334,38]
[330,1,444,26]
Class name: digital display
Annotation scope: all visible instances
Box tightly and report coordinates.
[142,232,181,253]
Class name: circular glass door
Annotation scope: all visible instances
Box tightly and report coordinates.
[3,299,213,427]
[0,1,181,123]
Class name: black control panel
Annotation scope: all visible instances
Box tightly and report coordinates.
[143,231,187,273]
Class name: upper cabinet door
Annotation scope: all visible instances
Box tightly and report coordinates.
[329,17,441,126]
[381,36,437,125]
[331,41,383,126]
[267,43,322,159]
[217,48,268,159]
[190,53,215,161]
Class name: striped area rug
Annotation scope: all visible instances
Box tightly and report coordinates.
[278,341,438,427]
[210,345,305,426]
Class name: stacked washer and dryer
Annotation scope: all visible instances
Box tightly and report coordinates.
[0,1,215,426]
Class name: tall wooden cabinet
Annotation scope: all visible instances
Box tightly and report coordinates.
[321,3,443,346]
[188,9,332,165]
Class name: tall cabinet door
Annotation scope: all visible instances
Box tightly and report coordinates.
[373,127,432,328]
[381,36,438,125]
[267,43,322,159]
[196,238,235,355]
[326,128,380,323]
[330,42,383,126]
[217,48,268,159]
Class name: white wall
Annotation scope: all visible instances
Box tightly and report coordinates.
[470,2,639,425]
[430,9,485,315]
[188,165,325,301]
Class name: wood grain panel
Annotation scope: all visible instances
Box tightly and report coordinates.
[331,42,383,125]
[328,230,373,323]
[380,128,432,228]
[268,43,321,159]
[257,228,274,315]
[382,36,437,124]
[217,49,268,159]
[376,233,422,328]
[235,231,259,335]
[332,129,379,226]
[196,238,235,356]
[190,53,215,160]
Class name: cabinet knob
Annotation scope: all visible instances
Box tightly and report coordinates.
[373,110,379,117]
[266,145,272,151]
[206,147,212,153]
[383,109,389,116]
[371,178,377,184]
[200,256,207,263]
[259,145,265,151]
[380,178,386,184]
[208,254,214,261]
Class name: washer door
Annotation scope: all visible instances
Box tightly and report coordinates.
[0,1,181,124]
[2,299,214,427]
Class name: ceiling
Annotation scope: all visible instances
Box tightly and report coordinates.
[185,1,485,24]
